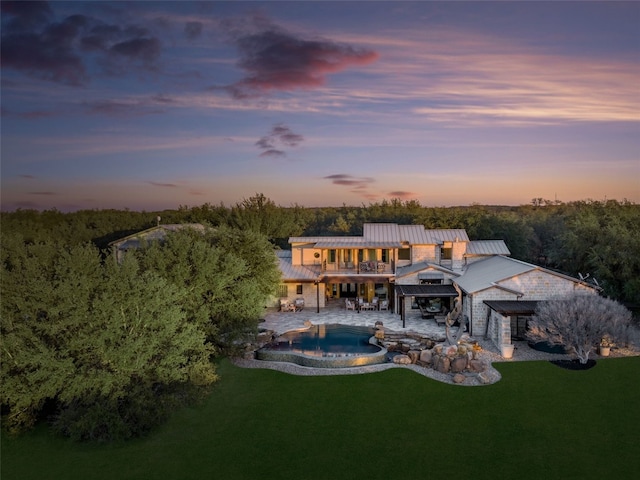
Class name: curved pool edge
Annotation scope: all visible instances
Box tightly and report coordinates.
[256,336,387,368]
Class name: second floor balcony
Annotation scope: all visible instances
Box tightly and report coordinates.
[322,260,394,275]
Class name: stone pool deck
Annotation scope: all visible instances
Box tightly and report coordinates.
[236,303,639,386]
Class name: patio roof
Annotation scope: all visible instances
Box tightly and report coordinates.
[320,274,390,284]
[483,300,540,316]
[394,284,459,297]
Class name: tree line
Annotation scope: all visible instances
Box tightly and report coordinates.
[3,194,638,304]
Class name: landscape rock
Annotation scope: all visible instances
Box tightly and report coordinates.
[452,373,466,384]
[393,354,412,365]
[468,359,486,373]
[436,356,451,373]
[450,356,468,373]
[407,350,420,364]
[419,349,433,365]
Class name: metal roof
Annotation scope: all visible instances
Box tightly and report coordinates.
[363,223,401,242]
[314,240,402,248]
[484,300,540,316]
[289,224,471,248]
[320,274,391,284]
[395,284,459,297]
[278,257,320,282]
[109,224,206,248]
[428,229,470,243]
[395,262,457,279]
[454,256,535,293]
[466,240,511,255]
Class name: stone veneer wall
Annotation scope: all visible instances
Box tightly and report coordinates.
[411,245,437,263]
[498,269,595,299]
[469,269,597,348]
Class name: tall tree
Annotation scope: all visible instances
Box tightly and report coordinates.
[1,234,217,440]
[134,226,281,351]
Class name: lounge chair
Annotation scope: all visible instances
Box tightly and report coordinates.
[294,298,305,311]
[379,300,389,311]
[345,299,356,311]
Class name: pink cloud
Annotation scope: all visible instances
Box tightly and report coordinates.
[224,19,378,98]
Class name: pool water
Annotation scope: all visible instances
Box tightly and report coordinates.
[256,324,387,368]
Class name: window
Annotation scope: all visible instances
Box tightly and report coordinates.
[398,248,410,260]
[296,284,303,295]
[277,284,288,298]
[441,245,452,260]
[328,249,336,263]
[381,249,389,263]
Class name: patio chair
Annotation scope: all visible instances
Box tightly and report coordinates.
[345,299,356,311]
[379,299,389,311]
[280,299,292,312]
[371,297,379,309]
[294,298,305,311]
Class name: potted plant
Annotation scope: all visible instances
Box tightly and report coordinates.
[599,335,614,357]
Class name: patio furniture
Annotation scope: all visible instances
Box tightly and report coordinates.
[345,299,356,311]
[294,298,305,311]
[434,315,447,326]
[371,297,379,309]
[379,299,389,311]
[280,300,296,312]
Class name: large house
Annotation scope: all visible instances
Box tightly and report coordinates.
[278,223,599,348]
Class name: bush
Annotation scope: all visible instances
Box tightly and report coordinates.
[526,293,633,364]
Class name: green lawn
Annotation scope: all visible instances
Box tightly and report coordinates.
[2,357,639,480]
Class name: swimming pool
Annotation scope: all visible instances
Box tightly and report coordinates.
[256,324,387,368]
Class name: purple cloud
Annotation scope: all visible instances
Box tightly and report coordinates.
[324,174,374,188]
[256,123,303,158]
[1,3,162,85]
[223,16,378,98]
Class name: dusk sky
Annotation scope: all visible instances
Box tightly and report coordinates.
[1,1,639,212]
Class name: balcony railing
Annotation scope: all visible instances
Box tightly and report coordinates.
[322,260,393,274]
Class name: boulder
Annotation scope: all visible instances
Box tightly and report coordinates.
[468,359,486,373]
[436,356,451,373]
[445,345,458,357]
[393,354,412,365]
[419,349,433,365]
[407,350,420,364]
[452,373,466,384]
[450,356,468,373]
